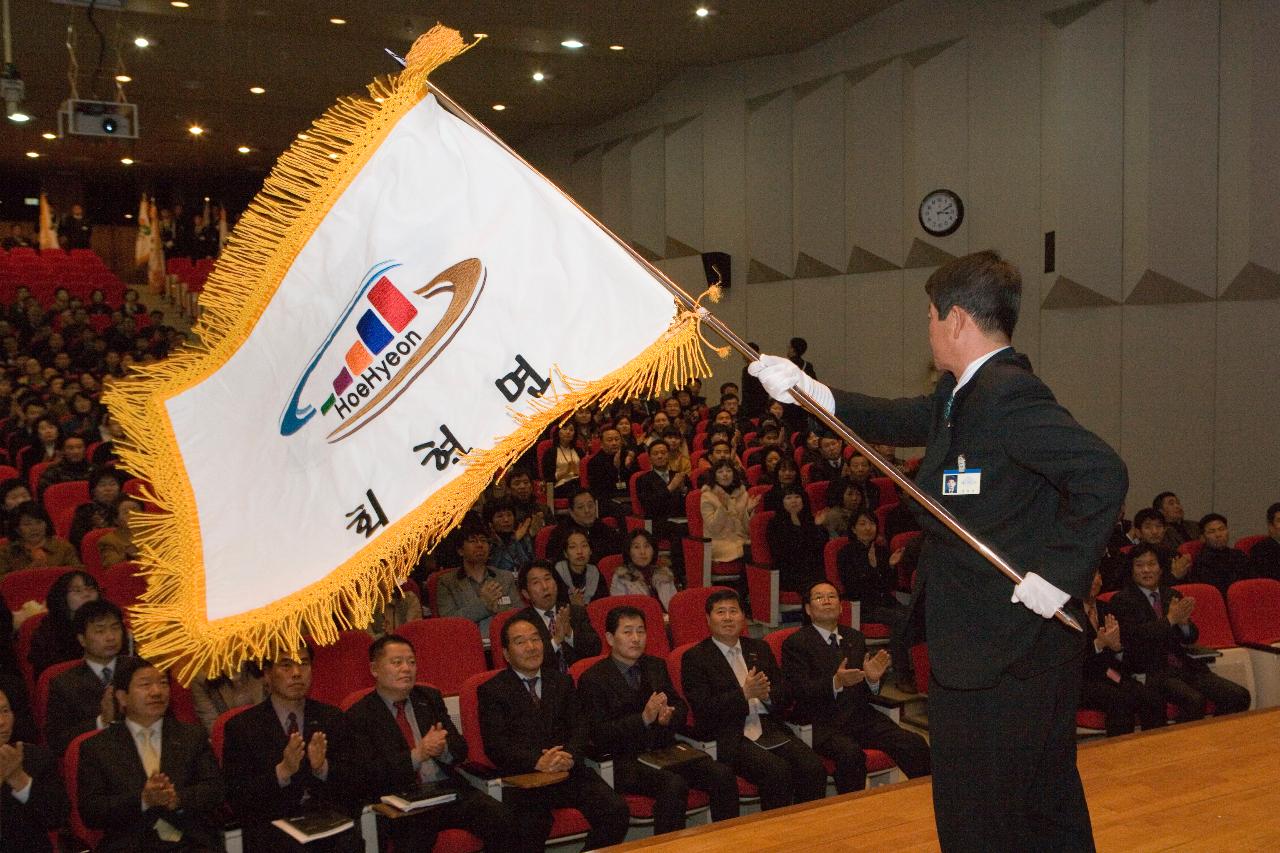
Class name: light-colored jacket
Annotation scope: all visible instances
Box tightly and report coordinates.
[700,485,752,563]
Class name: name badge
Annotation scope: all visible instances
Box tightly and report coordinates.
[942,469,981,496]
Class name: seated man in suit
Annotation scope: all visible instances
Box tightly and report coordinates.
[77,657,225,852]
[781,582,930,793]
[1109,545,1251,722]
[578,605,737,835]
[587,426,638,518]
[436,517,520,633]
[0,686,68,851]
[1188,513,1251,598]
[682,589,827,811]
[1154,491,1199,549]
[1132,508,1191,581]
[222,645,361,852]
[807,435,846,484]
[636,439,689,574]
[477,615,629,852]
[1079,569,1165,736]
[346,634,514,850]
[513,560,601,673]
[545,488,624,564]
[1249,501,1280,581]
[45,599,125,755]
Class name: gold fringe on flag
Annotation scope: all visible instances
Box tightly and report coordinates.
[101,25,716,683]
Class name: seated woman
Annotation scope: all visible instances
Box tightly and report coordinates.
[836,509,914,692]
[189,661,266,734]
[821,478,867,539]
[571,407,599,448]
[554,528,608,606]
[662,427,692,477]
[68,468,126,553]
[27,569,101,679]
[610,528,678,611]
[96,496,143,567]
[21,418,61,476]
[1079,569,1166,737]
[762,457,802,512]
[700,460,757,568]
[758,447,784,484]
[765,486,826,595]
[641,410,671,447]
[540,421,583,499]
[0,502,80,577]
[798,430,824,469]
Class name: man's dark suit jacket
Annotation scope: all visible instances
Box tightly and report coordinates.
[345,685,467,799]
[587,451,637,502]
[1082,599,1129,683]
[46,660,108,755]
[636,470,687,521]
[222,698,357,835]
[1108,583,1204,675]
[512,604,601,671]
[577,654,687,758]
[477,668,587,773]
[1249,537,1280,581]
[780,624,885,748]
[77,719,225,852]
[681,636,793,768]
[0,741,67,851]
[832,348,1128,688]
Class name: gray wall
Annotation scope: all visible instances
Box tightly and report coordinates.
[519,0,1280,534]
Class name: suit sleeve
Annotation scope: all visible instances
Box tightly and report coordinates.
[46,675,99,756]
[569,608,601,659]
[428,689,469,766]
[222,712,289,822]
[683,647,747,737]
[754,642,792,715]
[78,737,142,831]
[637,475,663,519]
[19,744,69,832]
[781,636,834,712]
[562,683,589,763]
[478,680,542,774]
[173,733,225,816]
[653,663,689,734]
[997,374,1128,598]
[587,454,611,497]
[579,670,646,754]
[831,390,933,449]
[345,702,404,800]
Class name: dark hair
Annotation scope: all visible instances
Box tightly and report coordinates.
[0,478,29,505]
[647,437,669,453]
[1152,491,1178,510]
[506,466,533,484]
[369,633,414,662]
[454,515,490,548]
[789,337,808,357]
[1133,508,1164,529]
[73,598,123,637]
[826,477,863,510]
[1127,543,1163,572]
[89,467,125,495]
[801,579,839,605]
[623,529,657,568]
[605,605,646,634]
[760,424,781,438]
[719,393,739,404]
[8,501,52,539]
[568,486,597,507]
[483,497,516,524]
[719,382,738,395]
[46,569,100,626]
[518,559,555,591]
[772,457,800,483]
[1268,502,1280,526]
[704,589,741,614]
[1199,513,1227,531]
[709,438,734,455]
[850,508,878,533]
[500,614,542,649]
[708,459,744,493]
[924,250,1021,339]
[262,642,314,668]
[111,656,153,693]
[61,433,85,450]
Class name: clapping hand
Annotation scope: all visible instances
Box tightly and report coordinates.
[306,730,328,774]
[862,649,891,684]
[535,745,574,773]
[833,657,865,689]
[552,605,573,643]
[142,772,177,809]
[1098,613,1122,651]
[277,731,305,780]
[415,723,448,761]
[1167,595,1195,626]
[743,667,771,702]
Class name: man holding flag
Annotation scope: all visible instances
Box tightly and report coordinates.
[750,250,1127,851]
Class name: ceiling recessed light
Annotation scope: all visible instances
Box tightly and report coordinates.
[115,74,132,83]
[41,132,56,140]
[121,157,134,165]
[532,71,545,82]
[696,7,710,17]
[134,37,151,48]
[249,86,265,94]
[9,112,30,123]
[237,145,251,153]
[560,39,584,49]
[492,103,506,111]
[609,44,624,51]
[329,17,346,25]
[188,124,205,136]
[170,1,189,7]
[25,151,39,158]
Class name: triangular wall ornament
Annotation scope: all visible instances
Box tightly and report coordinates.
[904,238,957,269]
[1125,269,1212,305]
[664,115,699,136]
[1220,261,1280,302]
[748,258,791,284]
[630,242,662,263]
[904,38,963,68]
[1041,276,1120,310]
[793,74,837,100]
[746,89,789,112]
[847,245,900,274]
[845,57,894,86]
[664,236,700,258]
[794,252,842,279]
[1045,0,1110,29]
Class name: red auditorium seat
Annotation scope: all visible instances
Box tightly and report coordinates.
[16,611,45,696]
[43,479,90,539]
[79,527,115,575]
[1178,540,1205,561]
[100,561,147,615]
[1171,583,1236,649]
[35,658,80,734]
[487,606,522,658]
[1227,578,1280,645]
[210,704,253,764]
[667,586,741,648]
[1235,535,1267,557]
[870,477,898,509]
[397,617,486,697]
[0,565,68,611]
[585,594,670,657]
[308,630,374,707]
[64,730,105,849]
[804,480,828,513]
[424,567,451,616]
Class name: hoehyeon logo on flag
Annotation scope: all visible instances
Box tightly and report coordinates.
[280,257,485,443]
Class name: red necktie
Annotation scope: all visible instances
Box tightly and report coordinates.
[394,700,416,749]
[1149,591,1163,617]
[525,677,541,707]
[286,711,299,737]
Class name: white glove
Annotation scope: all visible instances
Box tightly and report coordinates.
[1010,572,1071,619]
[746,354,835,414]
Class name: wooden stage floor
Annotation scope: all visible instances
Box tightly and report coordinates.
[610,708,1280,851]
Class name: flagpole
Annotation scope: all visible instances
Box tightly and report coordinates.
[387,50,1081,633]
